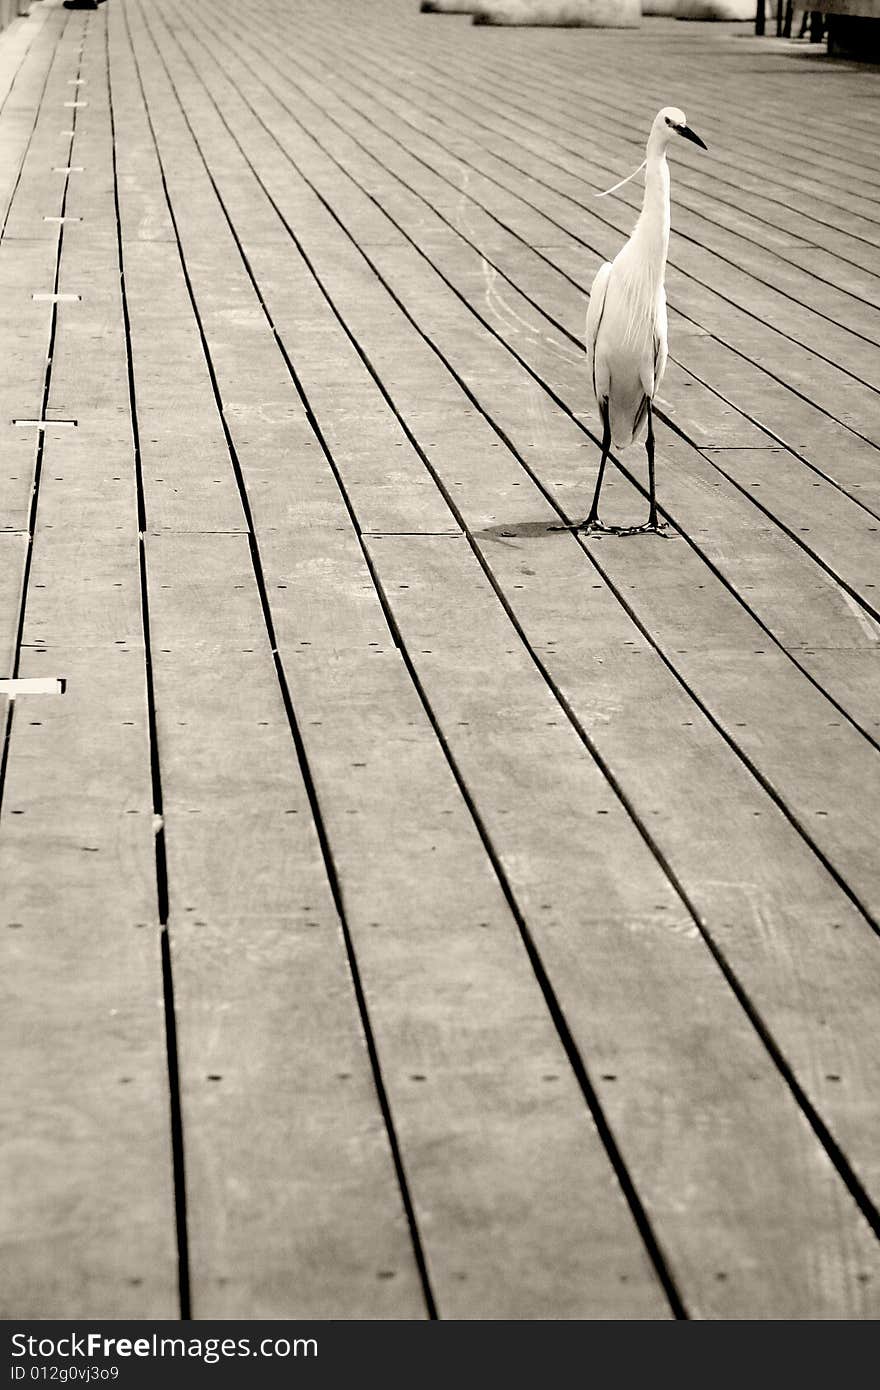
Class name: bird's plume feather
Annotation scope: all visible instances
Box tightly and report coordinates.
[594,159,647,198]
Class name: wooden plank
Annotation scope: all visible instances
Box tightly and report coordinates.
[233,88,880,721]
[428,37,880,264]
[170,27,880,746]
[697,447,880,608]
[364,531,880,1318]
[185,3,880,526]
[264,13,878,458]
[6,0,877,1322]
[212,26,844,476]
[107,8,427,1320]
[134,0,878,1312]
[504,20,880,185]
[117,0,671,1319]
[159,0,880,1174]
[0,533,23,667]
[137,16,455,539]
[180,0,880,442]
[350,50,880,424]
[293,8,880,349]
[0,7,177,1313]
[179,99,880,1233]
[106,0,249,538]
[248,2,880,307]
[0,552,176,1319]
[281,643,669,1319]
[106,3,177,247]
[0,241,55,531]
[120,240,252,535]
[304,87,880,495]
[252,41,880,518]
[2,9,80,245]
[0,0,49,110]
[144,534,427,1320]
[353,246,880,919]
[467,522,880,1194]
[400,9,880,228]
[0,12,70,531]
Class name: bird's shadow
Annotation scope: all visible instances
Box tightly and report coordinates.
[477,519,566,545]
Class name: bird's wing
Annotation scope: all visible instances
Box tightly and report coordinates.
[585,260,613,404]
[638,285,668,402]
[653,286,669,394]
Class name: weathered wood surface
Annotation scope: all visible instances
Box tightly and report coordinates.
[2,0,879,1319]
[0,2,177,1317]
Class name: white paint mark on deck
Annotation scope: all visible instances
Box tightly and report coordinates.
[12,419,77,429]
[0,677,66,697]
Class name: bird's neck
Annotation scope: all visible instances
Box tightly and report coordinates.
[631,151,670,274]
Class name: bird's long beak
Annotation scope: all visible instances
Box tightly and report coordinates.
[679,124,708,150]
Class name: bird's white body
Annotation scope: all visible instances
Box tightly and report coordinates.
[563,108,705,535]
[586,111,683,448]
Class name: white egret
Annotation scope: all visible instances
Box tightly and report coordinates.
[563,108,707,536]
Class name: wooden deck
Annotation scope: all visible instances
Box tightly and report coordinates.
[1,0,879,1321]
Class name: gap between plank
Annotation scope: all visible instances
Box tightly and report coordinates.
[106,19,191,1321]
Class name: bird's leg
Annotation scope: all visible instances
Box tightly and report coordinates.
[614,403,671,537]
[552,404,618,533]
[643,403,668,531]
[584,407,613,529]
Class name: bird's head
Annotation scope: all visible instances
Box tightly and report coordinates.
[650,107,707,154]
[593,106,707,198]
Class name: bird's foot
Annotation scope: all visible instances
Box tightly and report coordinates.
[549,516,618,535]
[611,518,674,538]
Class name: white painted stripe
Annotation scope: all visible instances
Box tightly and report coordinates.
[68,78,86,85]
[52,166,83,173]
[31,293,81,302]
[12,419,77,429]
[42,216,82,223]
[63,101,88,108]
[0,677,66,697]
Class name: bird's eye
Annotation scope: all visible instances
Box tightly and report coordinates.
[664,116,674,126]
